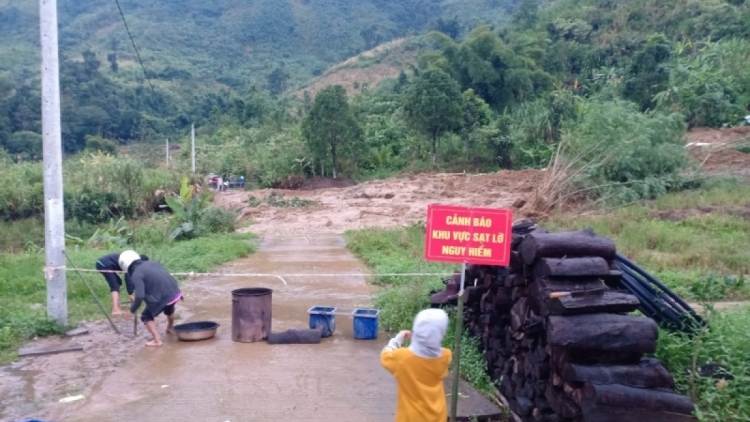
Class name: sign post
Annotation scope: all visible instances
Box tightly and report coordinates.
[423,204,512,422]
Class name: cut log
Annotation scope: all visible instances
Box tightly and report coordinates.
[511,251,524,272]
[511,298,529,332]
[520,229,617,265]
[534,257,612,279]
[581,383,695,415]
[496,287,514,311]
[546,292,641,316]
[551,347,643,369]
[581,405,697,422]
[547,314,658,354]
[562,358,675,390]
[545,385,581,418]
[267,329,322,344]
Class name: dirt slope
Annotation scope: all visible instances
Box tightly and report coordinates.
[293,37,420,98]
[687,126,750,176]
[215,170,542,236]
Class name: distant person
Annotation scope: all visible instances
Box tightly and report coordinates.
[216,175,223,192]
[381,308,452,422]
[95,252,148,315]
[120,250,183,347]
[238,175,245,189]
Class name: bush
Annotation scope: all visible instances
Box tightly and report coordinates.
[536,97,689,210]
[0,153,183,223]
[196,206,237,236]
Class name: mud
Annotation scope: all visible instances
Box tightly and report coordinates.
[0,317,146,421]
[217,170,542,237]
[2,235,398,422]
[687,126,750,176]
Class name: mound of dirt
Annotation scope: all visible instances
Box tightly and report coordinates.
[687,126,750,176]
[214,170,543,236]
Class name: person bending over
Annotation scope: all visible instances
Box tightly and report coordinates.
[119,250,183,347]
[95,252,148,315]
[381,308,453,422]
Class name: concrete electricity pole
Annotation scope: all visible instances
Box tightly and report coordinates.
[191,124,196,173]
[166,138,170,166]
[39,0,67,325]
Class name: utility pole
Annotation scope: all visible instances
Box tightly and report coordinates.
[166,138,169,166]
[39,0,67,325]
[191,124,195,173]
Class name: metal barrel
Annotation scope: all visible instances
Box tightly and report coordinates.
[231,288,272,343]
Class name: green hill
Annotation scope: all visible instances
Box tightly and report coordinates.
[0,0,517,153]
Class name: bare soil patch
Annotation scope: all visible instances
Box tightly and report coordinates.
[687,126,750,176]
[215,170,543,236]
[294,38,418,97]
[651,204,750,222]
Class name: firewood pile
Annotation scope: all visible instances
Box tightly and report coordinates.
[459,225,697,422]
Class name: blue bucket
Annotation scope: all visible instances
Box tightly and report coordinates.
[308,306,336,338]
[352,309,380,340]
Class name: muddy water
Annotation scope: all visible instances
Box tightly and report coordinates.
[63,235,396,422]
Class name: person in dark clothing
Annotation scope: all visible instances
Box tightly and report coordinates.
[119,250,183,347]
[95,252,148,315]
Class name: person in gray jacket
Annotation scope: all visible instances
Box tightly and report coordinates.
[119,250,183,347]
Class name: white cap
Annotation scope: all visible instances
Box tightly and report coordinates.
[118,250,141,273]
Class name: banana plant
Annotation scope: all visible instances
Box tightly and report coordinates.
[163,176,210,240]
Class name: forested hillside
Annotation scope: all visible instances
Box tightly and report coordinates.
[0,0,515,155]
[197,0,749,202]
[2,0,750,221]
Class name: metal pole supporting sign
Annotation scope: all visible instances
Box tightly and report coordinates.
[449,262,467,422]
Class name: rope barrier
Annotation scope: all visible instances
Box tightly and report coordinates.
[56,268,452,277]
[45,267,453,287]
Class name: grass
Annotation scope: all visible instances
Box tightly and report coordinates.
[345,224,497,395]
[546,183,750,301]
[657,305,750,422]
[0,231,257,365]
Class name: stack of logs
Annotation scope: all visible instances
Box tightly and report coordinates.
[462,227,697,422]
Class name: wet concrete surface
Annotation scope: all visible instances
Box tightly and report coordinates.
[62,235,396,422]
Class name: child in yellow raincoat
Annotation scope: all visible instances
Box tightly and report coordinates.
[381,308,453,422]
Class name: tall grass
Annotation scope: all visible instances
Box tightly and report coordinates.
[345,225,496,395]
[546,184,750,300]
[657,306,750,422]
[0,232,257,364]
[0,152,186,223]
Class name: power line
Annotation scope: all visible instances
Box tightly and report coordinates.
[113,0,155,94]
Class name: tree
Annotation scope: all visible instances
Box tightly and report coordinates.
[107,53,118,72]
[302,85,362,179]
[267,66,290,98]
[403,68,463,168]
[623,34,673,111]
[3,131,43,161]
[461,88,492,160]
[512,0,539,30]
[85,135,118,155]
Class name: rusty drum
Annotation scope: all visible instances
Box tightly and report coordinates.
[231,288,272,343]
